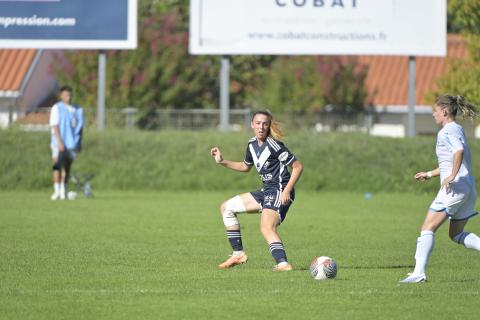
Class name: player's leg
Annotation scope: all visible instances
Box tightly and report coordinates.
[218,192,261,269]
[51,148,61,200]
[449,219,480,250]
[449,191,480,250]
[260,208,292,271]
[62,152,74,200]
[260,190,294,271]
[401,188,460,283]
[400,210,447,283]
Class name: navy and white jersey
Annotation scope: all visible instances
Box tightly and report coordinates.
[244,136,297,190]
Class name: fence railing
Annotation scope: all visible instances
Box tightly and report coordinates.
[15,107,479,138]
[105,108,252,131]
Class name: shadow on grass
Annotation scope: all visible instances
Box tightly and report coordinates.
[342,265,415,269]
[296,265,414,271]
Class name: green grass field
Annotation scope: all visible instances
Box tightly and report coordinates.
[1,191,479,319]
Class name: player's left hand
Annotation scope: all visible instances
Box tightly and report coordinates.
[441,175,455,193]
[280,190,291,205]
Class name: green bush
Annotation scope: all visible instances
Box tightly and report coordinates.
[2,129,478,193]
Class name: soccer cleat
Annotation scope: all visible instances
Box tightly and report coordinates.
[272,263,293,272]
[218,253,248,269]
[399,273,427,283]
[50,192,61,200]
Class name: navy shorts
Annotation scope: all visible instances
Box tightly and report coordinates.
[250,188,295,222]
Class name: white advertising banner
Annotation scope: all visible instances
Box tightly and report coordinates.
[189,0,446,56]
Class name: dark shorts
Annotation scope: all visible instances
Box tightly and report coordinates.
[250,188,295,222]
[52,149,77,170]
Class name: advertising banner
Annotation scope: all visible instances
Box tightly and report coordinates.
[190,0,446,56]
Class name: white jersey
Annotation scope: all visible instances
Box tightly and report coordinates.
[436,122,474,185]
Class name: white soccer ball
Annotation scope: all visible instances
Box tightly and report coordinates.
[309,256,337,280]
[67,191,77,200]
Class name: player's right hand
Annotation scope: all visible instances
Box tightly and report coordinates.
[210,147,223,163]
[414,172,428,181]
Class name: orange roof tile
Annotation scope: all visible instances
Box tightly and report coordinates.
[15,110,50,124]
[355,34,467,106]
[0,49,36,95]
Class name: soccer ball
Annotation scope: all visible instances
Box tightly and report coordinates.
[67,191,77,200]
[309,256,337,280]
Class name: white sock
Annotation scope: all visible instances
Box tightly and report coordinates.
[413,230,435,275]
[54,183,60,193]
[232,250,244,256]
[60,183,66,198]
[464,233,480,251]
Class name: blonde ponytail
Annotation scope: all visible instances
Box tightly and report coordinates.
[455,95,478,120]
[435,94,478,120]
[269,119,284,140]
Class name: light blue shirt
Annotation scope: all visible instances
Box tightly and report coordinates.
[50,102,84,150]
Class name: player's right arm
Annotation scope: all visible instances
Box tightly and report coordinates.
[53,126,65,152]
[50,105,64,152]
[414,167,440,182]
[210,147,251,172]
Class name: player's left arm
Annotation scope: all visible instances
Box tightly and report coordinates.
[280,160,303,205]
[441,149,463,192]
[75,108,84,151]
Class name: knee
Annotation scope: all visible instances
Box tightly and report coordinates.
[421,222,438,233]
[219,202,226,215]
[52,161,62,171]
[220,199,240,228]
[260,221,276,236]
[449,230,466,242]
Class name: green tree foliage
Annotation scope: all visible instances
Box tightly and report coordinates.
[53,4,218,111]
[435,0,480,106]
[53,1,369,123]
[53,1,276,128]
[320,57,369,113]
[256,57,326,114]
[448,0,480,34]
[256,56,369,114]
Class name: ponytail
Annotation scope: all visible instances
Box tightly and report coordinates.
[251,110,284,140]
[435,94,478,120]
[270,119,284,140]
[455,95,478,120]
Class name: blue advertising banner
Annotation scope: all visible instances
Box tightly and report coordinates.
[0,0,137,49]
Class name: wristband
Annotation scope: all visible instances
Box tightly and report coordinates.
[427,171,432,178]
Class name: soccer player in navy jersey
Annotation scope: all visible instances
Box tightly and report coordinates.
[210,111,303,271]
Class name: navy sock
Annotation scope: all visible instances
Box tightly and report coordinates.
[269,242,287,264]
[226,230,243,251]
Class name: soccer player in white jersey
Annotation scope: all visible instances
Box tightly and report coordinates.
[210,111,303,271]
[49,86,84,200]
[400,95,480,283]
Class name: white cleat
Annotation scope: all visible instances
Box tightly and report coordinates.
[50,192,61,200]
[399,273,427,283]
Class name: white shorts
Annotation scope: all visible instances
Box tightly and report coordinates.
[429,181,478,221]
[51,147,59,159]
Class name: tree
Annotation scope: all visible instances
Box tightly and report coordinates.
[256,56,326,114]
[255,56,369,115]
[435,0,480,106]
[52,1,274,128]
